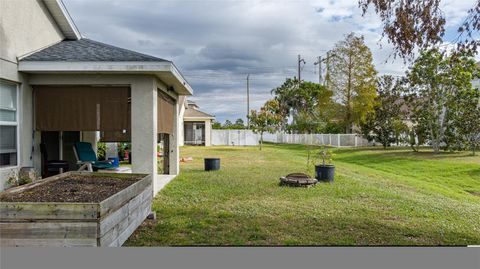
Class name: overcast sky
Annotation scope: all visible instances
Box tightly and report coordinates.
[64,0,477,123]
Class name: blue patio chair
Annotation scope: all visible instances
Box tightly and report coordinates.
[73,142,114,172]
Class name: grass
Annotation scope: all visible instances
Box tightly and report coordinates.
[125,143,480,246]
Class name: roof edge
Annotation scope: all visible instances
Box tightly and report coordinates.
[42,0,81,40]
[18,61,193,95]
[184,116,215,120]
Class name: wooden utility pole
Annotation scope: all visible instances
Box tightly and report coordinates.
[324,52,330,88]
[246,74,250,129]
[297,54,305,82]
[314,56,322,84]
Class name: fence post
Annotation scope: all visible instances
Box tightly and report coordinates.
[337,134,341,147]
[355,135,358,147]
[329,134,332,146]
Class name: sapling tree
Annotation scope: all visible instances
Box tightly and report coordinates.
[248,99,283,150]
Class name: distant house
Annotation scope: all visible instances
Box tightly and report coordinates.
[180,100,215,146]
[0,0,193,194]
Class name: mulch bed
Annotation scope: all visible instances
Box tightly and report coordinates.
[0,175,144,203]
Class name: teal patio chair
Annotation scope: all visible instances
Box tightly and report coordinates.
[73,142,114,172]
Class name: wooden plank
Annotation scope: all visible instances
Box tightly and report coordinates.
[113,201,151,247]
[99,184,152,236]
[127,186,152,214]
[116,215,130,235]
[99,204,128,236]
[0,202,98,221]
[99,175,152,216]
[0,222,97,239]
[1,238,97,247]
[98,224,119,246]
[100,201,152,246]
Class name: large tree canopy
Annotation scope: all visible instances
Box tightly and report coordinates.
[271,79,333,133]
[359,0,480,59]
[405,49,478,152]
[327,32,378,133]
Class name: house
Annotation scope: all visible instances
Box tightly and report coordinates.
[0,0,192,195]
[180,100,215,146]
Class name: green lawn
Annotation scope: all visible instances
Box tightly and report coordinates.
[125,144,480,246]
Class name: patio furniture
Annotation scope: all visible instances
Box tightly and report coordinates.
[40,143,69,178]
[204,158,220,171]
[73,142,114,172]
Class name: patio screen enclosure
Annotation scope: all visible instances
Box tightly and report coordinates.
[184,121,205,145]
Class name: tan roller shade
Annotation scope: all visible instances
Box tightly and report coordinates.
[157,91,175,134]
[100,131,131,142]
[34,86,130,131]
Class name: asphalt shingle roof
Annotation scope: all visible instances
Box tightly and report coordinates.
[21,38,168,62]
[184,107,215,118]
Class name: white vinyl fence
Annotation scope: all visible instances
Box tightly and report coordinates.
[211,130,259,146]
[211,130,369,147]
[263,133,369,147]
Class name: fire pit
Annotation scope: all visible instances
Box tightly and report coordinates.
[279,173,318,187]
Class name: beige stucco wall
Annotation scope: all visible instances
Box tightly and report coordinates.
[205,119,212,146]
[0,0,64,63]
[0,61,35,191]
[178,96,186,146]
[0,0,66,190]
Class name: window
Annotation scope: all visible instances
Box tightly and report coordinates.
[0,80,18,167]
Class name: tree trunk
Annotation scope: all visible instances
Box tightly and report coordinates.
[259,132,263,150]
[472,140,476,156]
[345,52,353,134]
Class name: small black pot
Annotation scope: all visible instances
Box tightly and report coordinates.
[204,158,221,171]
[315,165,335,182]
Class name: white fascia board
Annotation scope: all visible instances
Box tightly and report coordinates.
[18,61,193,95]
[169,63,194,96]
[43,0,82,40]
[18,61,172,72]
[184,116,215,120]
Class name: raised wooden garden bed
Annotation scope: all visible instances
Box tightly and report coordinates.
[0,171,152,247]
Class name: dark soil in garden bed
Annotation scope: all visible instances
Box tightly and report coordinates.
[0,174,144,203]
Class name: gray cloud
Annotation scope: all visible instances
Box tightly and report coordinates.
[63,0,475,123]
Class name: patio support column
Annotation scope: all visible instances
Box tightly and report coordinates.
[169,100,180,175]
[205,120,212,146]
[131,78,158,193]
[81,131,98,154]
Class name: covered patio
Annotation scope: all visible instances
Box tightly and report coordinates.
[18,39,193,195]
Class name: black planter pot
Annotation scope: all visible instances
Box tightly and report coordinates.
[204,158,221,171]
[315,165,335,182]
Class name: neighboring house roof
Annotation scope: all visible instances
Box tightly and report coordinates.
[21,39,168,62]
[184,107,215,119]
[43,0,81,40]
